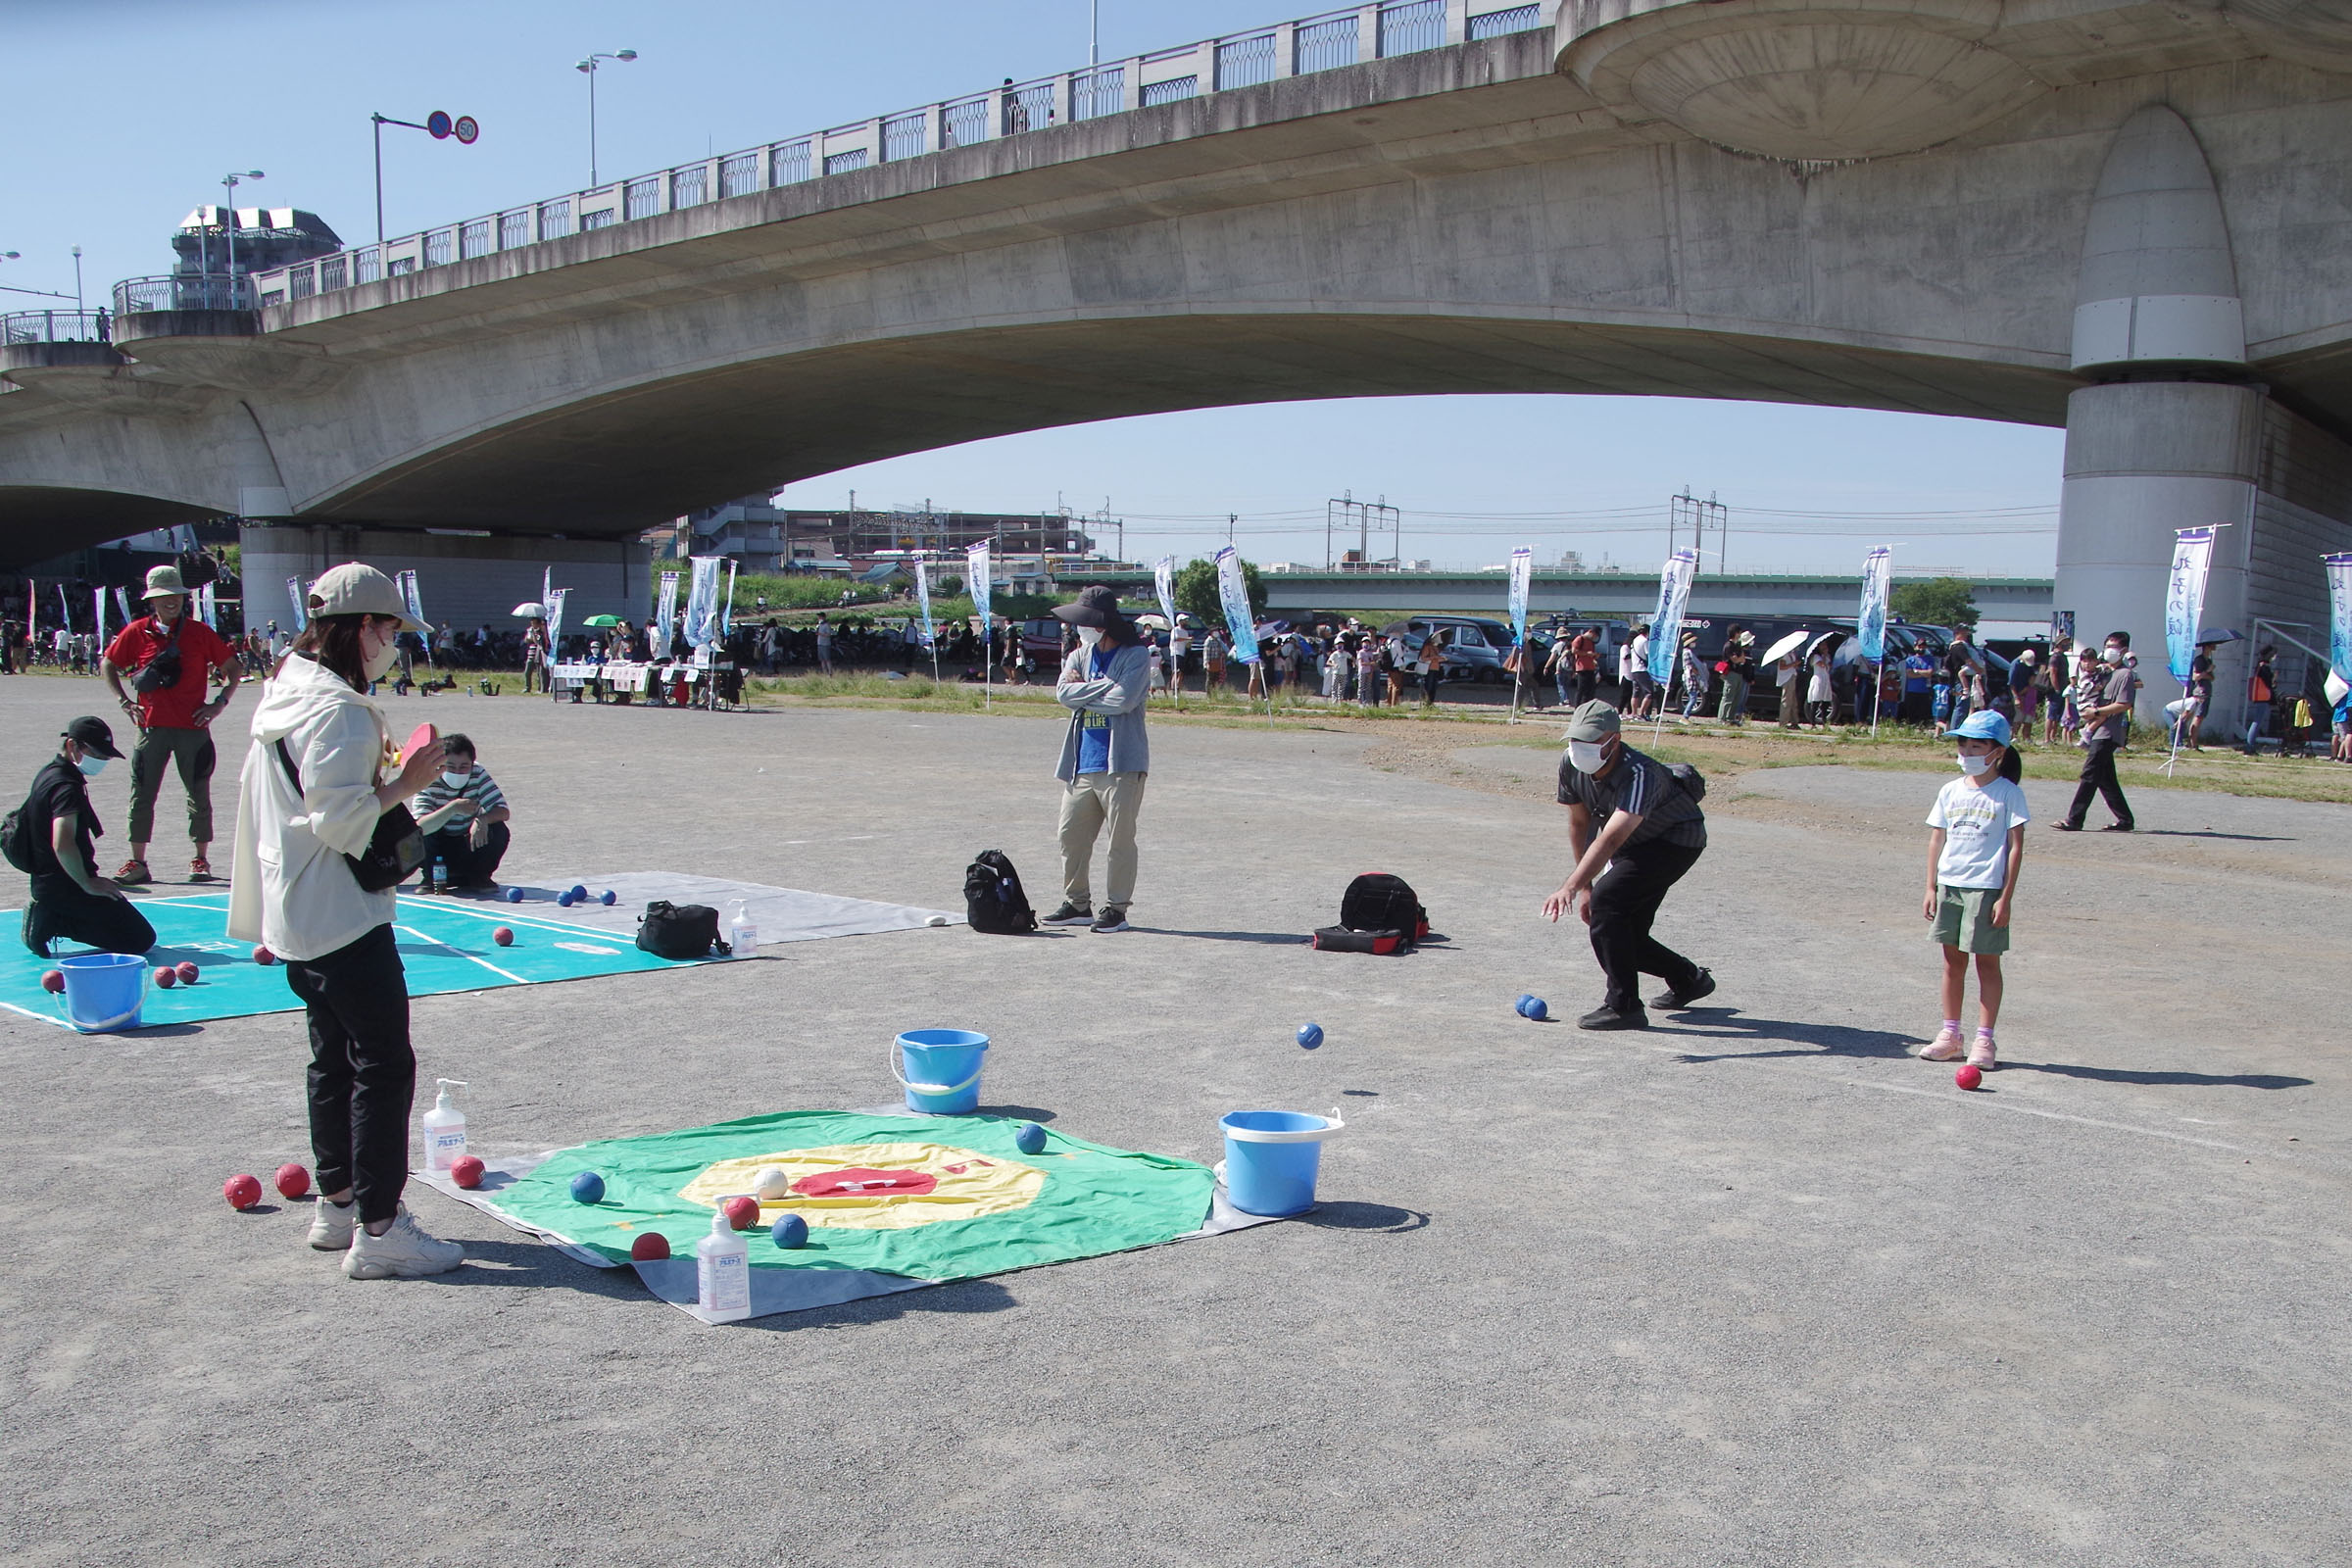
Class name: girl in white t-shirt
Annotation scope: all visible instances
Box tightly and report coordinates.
[1919,710,2030,1071]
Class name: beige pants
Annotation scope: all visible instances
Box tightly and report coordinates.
[1057,771,1147,910]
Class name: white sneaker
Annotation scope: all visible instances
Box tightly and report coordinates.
[342,1206,465,1280]
[308,1199,356,1251]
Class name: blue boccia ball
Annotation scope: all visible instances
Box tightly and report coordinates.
[504,886,524,904]
[600,890,616,906]
[1523,998,1548,1022]
[1297,1022,1324,1051]
[568,1170,606,1204]
[771,1213,809,1249]
[558,891,576,907]
[1515,994,1535,1014]
[1013,1121,1048,1155]
[569,885,588,902]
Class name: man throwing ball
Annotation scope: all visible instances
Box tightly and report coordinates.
[1543,700,1713,1030]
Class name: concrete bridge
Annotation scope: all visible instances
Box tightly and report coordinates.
[5,0,2351,725]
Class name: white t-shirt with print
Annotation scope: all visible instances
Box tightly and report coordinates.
[1927,775,2031,889]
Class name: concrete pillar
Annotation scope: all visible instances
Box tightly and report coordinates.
[240,524,652,642]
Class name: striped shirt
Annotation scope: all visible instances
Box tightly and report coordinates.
[412,763,508,818]
[1556,744,1706,850]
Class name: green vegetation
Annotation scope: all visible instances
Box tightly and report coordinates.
[1172,556,1264,628]
[1889,577,1980,631]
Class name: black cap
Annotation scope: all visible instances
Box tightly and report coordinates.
[1052,585,1138,636]
[64,716,122,760]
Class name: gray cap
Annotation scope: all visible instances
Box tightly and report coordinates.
[1561,699,1622,743]
[306,563,427,633]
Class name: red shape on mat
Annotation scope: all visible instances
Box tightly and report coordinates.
[791,1167,938,1199]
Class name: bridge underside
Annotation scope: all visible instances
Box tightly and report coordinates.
[306,313,2076,538]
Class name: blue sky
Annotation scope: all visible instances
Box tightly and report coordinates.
[5,0,2062,576]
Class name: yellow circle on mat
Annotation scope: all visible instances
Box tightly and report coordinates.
[678,1143,1044,1231]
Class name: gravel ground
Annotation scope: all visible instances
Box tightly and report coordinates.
[3,678,2348,1567]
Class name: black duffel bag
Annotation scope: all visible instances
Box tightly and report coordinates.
[636,900,732,959]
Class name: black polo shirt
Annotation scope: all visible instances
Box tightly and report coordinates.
[1557,743,1707,850]
[23,756,101,894]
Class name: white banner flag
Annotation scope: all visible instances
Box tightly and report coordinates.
[683,557,722,649]
[912,557,935,647]
[545,587,568,650]
[114,587,132,626]
[397,569,426,629]
[967,542,993,630]
[654,570,680,660]
[287,575,309,632]
[1857,547,1893,663]
[1153,556,1178,631]
[94,587,107,643]
[2164,526,2217,684]
[2325,551,2352,684]
[1506,548,1532,648]
[196,582,217,628]
[1645,550,1697,684]
[1215,547,1257,663]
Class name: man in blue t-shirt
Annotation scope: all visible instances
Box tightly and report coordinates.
[1902,648,1936,724]
[1044,588,1152,934]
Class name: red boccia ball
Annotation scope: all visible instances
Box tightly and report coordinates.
[153,966,177,989]
[253,947,276,966]
[491,927,514,947]
[450,1154,485,1190]
[175,961,200,985]
[1955,1064,1984,1091]
[722,1195,760,1231]
[223,1173,264,1210]
[40,969,65,994]
[630,1232,671,1262]
[273,1162,312,1200]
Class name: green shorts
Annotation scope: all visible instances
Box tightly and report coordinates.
[1932,884,2010,955]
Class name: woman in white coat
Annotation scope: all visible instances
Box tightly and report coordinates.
[229,564,463,1281]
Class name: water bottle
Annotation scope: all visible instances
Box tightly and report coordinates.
[697,1202,752,1322]
[421,1078,468,1174]
[431,855,447,893]
[729,900,759,959]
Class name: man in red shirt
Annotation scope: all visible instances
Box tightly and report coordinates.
[1571,628,1600,705]
[101,564,242,884]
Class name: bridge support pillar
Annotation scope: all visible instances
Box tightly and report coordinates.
[239,524,655,643]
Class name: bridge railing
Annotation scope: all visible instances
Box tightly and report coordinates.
[2,309,112,346]
[113,273,255,315]
[248,0,1556,309]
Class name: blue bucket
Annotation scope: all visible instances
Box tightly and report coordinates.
[893,1029,990,1114]
[58,952,149,1033]
[1220,1109,1343,1216]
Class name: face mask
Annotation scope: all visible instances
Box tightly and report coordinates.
[1566,740,1608,774]
[1957,752,1992,777]
[363,625,400,681]
[440,768,470,789]
[2102,645,2125,665]
[75,755,108,777]
[1077,626,1102,649]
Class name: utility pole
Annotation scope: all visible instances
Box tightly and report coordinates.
[1228,513,1237,546]
[1669,488,1726,569]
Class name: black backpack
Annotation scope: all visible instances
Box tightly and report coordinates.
[1666,761,1707,804]
[963,850,1038,935]
[636,901,731,959]
[1339,872,1430,941]
[0,797,36,874]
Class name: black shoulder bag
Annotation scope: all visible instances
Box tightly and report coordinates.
[273,738,425,892]
[132,614,185,694]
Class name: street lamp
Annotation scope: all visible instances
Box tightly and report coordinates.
[575,49,637,187]
[221,171,264,306]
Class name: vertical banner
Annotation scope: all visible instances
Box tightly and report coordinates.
[541,566,554,625]
[93,587,107,643]
[1645,550,1697,683]
[682,557,721,649]
[1506,548,1533,649]
[912,557,935,647]
[721,559,739,637]
[654,570,681,660]
[1214,546,1258,664]
[545,587,568,651]
[968,542,994,629]
[196,581,217,628]
[2164,526,2217,684]
[114,587,132,626]
[1856,546,1892,662]
[397,569,426,629]
[287,576,309,632]
[57,584,70,634]
[1152,555,1177,631]
[2325,551,2352,683]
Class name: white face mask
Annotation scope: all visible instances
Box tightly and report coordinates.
[363,624,401,681]
[1566,740,1609,774]
[2102,645,2126,665]
[75,754,108,777]
[1957,752,1993,777]
[1077,626,1102,649]
[440,768,470,788]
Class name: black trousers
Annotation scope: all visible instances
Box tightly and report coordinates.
[2066,739,2133,829]
[286,923,414,1224]
[22,879,157,957]
[425,820,510,886]
[1574,669,1598,704]
[1588,838,1705,1012]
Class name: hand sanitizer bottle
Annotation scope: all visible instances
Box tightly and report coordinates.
[421,1079,469,1174]
[729,900,759,959]
[697,1201,752,1322]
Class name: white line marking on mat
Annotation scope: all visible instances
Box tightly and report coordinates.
[393,925,528,985]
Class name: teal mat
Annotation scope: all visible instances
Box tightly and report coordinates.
[1,892,703,1032]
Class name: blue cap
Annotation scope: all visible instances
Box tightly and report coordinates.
[1951,710,2011,745]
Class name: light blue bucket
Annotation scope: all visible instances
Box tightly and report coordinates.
[892,1029,990,1114]
[1220,1109,1344,1216]
[58,952,149,1034]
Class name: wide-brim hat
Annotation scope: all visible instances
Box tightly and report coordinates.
[1052,585,1137,637]
[141,564,189,600]
[306,563,428,634]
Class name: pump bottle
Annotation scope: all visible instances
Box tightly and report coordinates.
[729,900,759,959]
[697,1200,752,1322]
[421,1079,469,1174]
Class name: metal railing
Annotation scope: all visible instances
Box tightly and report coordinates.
[113,273,254,315]
[247,1,1558,308]
[2,309,112,346]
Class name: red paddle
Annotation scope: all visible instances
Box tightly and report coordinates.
[403,721,437,763]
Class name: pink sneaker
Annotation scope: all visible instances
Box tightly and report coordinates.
[1967,1036,1997,1071]
[1920,1026,1964,1061]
